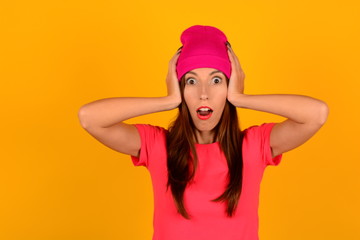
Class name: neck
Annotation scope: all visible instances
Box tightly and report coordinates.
[194,129,216,144]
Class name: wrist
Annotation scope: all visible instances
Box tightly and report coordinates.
[164,95,181,110]
[227,93,247,108]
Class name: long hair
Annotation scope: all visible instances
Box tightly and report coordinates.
[166,73,244,219]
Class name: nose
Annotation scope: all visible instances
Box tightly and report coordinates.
[199,85,209,100]
[200,94,208,100]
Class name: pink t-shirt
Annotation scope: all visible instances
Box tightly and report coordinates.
[130,123,283,240]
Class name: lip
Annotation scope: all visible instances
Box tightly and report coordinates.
[196,106,213,112]
[196,106,213,120]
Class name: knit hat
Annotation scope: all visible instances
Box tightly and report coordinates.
[176,25,231,81]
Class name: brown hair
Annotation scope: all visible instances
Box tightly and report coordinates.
[166,74,244,219]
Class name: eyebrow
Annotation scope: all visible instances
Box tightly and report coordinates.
[186,70,223,76]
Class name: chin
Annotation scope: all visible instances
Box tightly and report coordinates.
[192,119,220,132]
[194,125,214,132]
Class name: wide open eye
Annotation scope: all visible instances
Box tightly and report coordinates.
[211,77,222,84]
[186,78,197,85]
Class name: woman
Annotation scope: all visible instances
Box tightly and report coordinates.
[78,25,329,240]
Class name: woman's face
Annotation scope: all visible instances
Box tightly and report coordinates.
[183,68,228,132]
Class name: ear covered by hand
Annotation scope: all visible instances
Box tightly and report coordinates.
[226,44,245,102]
[165,49,182,109]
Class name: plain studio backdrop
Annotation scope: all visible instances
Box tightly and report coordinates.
[0,0,359,239]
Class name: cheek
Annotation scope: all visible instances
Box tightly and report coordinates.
[220,87,228,98]
[184,88,196,108]
[212,86,227,100]
[213,88,228,111]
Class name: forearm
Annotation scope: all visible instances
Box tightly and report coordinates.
[229,93,329,124]
[78,96,179,128]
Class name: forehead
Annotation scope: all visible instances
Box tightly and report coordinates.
[185,68,224,77]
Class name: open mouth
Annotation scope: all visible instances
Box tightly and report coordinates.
[196,106,213,120]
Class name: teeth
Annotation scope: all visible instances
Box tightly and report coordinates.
[197,108,212,112]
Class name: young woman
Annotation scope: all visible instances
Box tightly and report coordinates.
[78,25,329,240]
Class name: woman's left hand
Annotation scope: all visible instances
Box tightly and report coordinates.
[226,45,245,103]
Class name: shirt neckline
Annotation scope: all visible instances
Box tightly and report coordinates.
[195,141,220,147]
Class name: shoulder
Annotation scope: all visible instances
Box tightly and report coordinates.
[133,124,168,135]
[242,122,282,166]
[130,124,168,168]
[243,122,276,138]
[132,124,168,143]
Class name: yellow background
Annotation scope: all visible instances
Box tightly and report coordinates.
[1,0,359,239]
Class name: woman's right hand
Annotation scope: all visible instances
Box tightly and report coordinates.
[165,49,182,109]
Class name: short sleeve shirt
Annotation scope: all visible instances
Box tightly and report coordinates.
[130,123,282,240]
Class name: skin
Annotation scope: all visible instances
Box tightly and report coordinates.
[171,46,328,157]
[225,46,328,158]
[183,68,228,144]
[79,46,328,159]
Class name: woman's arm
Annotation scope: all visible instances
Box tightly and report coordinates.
[229,93,329,158]
[77,50,182,157]
[226,45,329,158]
[78,96,180,129]
[78,49,182,128]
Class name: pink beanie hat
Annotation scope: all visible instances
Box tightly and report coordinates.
[176,25,231,81]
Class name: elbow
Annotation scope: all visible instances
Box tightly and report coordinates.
[317,101,329,125]
[78,106,91,129]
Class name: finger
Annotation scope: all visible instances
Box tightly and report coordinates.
[176,48,182,54]
[228,49,243,74]
[229,48,242,67]
[173,52,180,64]
[170,51,181,65]
[227,48,235,64]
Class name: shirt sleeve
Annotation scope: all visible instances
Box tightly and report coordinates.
[244,122,283,167]
[258,122,283,167]
[130,124,166,168]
